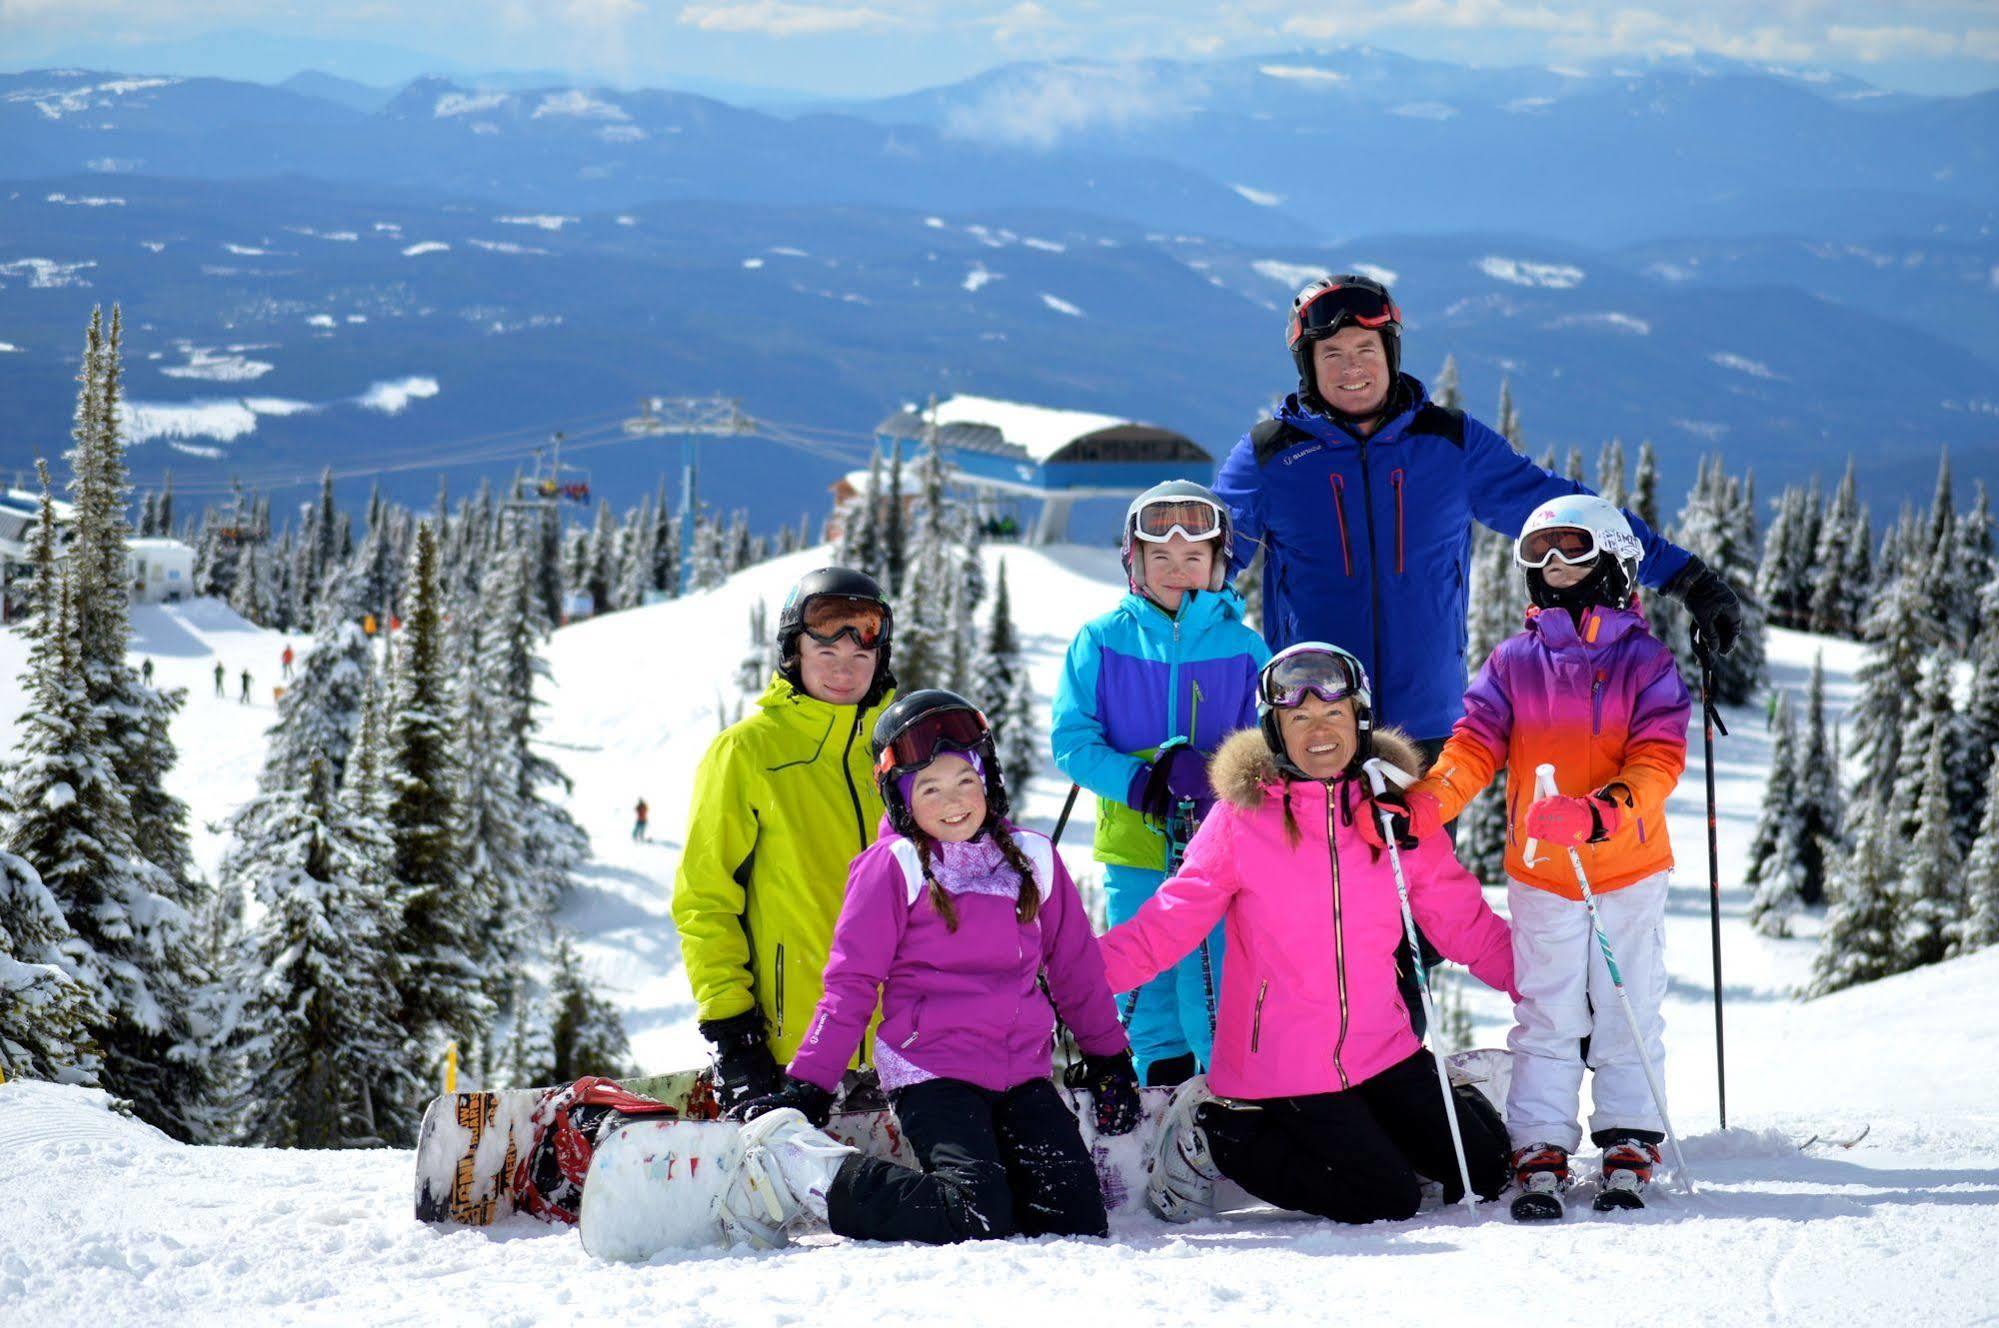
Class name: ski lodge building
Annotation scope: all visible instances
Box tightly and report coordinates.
[845,395,1213,543]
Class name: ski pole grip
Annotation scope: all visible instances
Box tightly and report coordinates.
[1523,763,1559,867]
[1362,757,1413,795]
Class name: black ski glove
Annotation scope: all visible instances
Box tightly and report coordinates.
[700,1010,781,1112]
[1082,1050,1142,1137]
[1665,555,1743,658]
[730,1075,835,1128]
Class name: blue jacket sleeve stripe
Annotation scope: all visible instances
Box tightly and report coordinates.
[1051,621,1147,802]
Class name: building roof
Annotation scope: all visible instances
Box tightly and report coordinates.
[127,537,194,553]
[877,393,1203,466]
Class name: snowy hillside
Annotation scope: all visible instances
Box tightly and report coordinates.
[5,545,1997,1324]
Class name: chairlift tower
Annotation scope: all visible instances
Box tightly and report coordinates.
[622,396,753,594]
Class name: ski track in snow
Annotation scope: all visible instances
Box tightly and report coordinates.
[3,545,1997,1323]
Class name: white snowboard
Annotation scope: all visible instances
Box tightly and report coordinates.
[578,1119,746,1262]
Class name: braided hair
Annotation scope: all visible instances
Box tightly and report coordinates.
[907,814,1043,934]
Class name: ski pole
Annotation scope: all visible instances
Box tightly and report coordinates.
[1692,628,1730,1132]
[1363,758,1479,1218]
[1532,764,1694,1192]
[1050,782,1081,847]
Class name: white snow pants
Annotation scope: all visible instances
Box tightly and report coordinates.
[1504,870,1669,1153]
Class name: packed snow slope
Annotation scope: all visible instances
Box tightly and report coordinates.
[5,544,1997,1326]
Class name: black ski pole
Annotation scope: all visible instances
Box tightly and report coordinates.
[1694,627,1730,1131]
[1050,782,1081,847]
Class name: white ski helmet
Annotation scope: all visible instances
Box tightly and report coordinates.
[1514,493,1643,611]
[1120,479,1236,594]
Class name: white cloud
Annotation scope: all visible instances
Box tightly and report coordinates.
[1711,351,1785,380]
[1253,259,1327,290]
[1231,183,1285,207]
[987,1,1058,46]
[1479,255,1584,288]
[678,1,894,36]
[1392,100,1459,120]
[943,63,1183,148]
[1286,0,1585,41]
[1259,64,1347,84]
[1039,292,1083,317]
[402,241,451,257]
[963,263,998,292]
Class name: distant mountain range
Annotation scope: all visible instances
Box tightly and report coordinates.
[0,54,1991,521]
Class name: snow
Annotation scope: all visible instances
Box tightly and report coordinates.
[1479,256,1586,289]
[306,314,337,329]
[1351,262,1399,288]
[6,560,1999,1322]
[497,214,578,231]
[160,346,275,382]
[434,91,509,118]
[1549,312,1652,335]
[963,264,998,292]
[532,90,630,121]
[1023,237,1066,253]
[1258,64,1347,83]
[0,342,19,352]
[44,192,124,207]
[741,257,765,269]
[400,241,450,257]
[1039,292,1084,317]
[1711,351,1787,381]
[1252,258,1325,290]
[468,238,551,256]
[0,257,96,289]
[1229,184,1285,207]
[355,376,440,414]
[115,400,264,445]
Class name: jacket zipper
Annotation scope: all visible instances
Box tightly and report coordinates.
[840,708,868,851]
[900,996,922,1048]
[775,943,786,1038]
[1251,979,1269,1053]
[1389,468,1406,575]
[1328,475,1355,577]
[1591,671,1606,737]
[1189,678,1204,746]
[1355,438,1386,707]
[1507,785,1519,847]
[1325,793,1351,1090]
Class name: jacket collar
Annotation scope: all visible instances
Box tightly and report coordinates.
[757,672,872,726]
[1118,586,1245,639]
[1523,600,1649,652]
[1277,373,1431,449]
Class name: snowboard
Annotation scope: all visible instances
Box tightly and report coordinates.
[413,1049,1514,1230]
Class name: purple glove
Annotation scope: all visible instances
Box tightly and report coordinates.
[1127,743,1215,822]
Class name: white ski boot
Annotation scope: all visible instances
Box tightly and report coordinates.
[717,1108,857,1249]
[1146,1076,1222,1223]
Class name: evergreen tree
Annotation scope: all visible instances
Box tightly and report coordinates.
[218,757,413,1147]
[1660,455,1766,704]
[976,558,1021,717]
[544,936,631,1082]
[1897,705,1964,971]
[1595,437,1628,509]
[1432,354,1462,411]
[1965,574,1999,793]
[384,523,488,1092]
[884,436,908,592]
[996,668,1041,797]
[1848,569,1932,806]
[845,450,885,581]
[1808,800,1900,998]
[1745,691,1803,936]
[0,838,105,1085]
[1960,752,1999,955]
[1631,441,1661,533]
[1948,483,1994,651]
[1808,462,1869,637]
[1495,379,1521,449]
[585,500,617,613]
[617,497,657,610]
[228,539,274,626]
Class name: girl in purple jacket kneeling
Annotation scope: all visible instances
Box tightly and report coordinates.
[1100,644,1519,1225]
[724,690,1141,1247]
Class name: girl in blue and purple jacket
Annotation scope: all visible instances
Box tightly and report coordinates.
[724,690,1140,1248]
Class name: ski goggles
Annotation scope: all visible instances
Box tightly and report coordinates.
[873,705,991,780]
[1287,283,1402,350]
[1515,526,1602,570]
[1260,646,1368,710]
[1131,496,1227,544]
[800,595,888,649]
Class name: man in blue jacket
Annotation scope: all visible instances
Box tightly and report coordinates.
[1215,273,1742,758]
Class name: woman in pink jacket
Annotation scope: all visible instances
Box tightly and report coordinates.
[1100,643,1518,1225]
[723,690,1140,1248]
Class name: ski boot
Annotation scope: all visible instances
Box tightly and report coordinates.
[1146,1075,1222,1223]
[1508,1143,1570,1222]
[716,1108,856,1249]
[1593,1134,1662,1212]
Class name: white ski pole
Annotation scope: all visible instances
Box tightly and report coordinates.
[1531,763,1694,1193]
[1363,758,1479,1218]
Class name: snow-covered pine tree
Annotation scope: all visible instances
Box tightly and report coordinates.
[1848,568,1933,807]
[586,500,617,613]
[219,756,414,1148]
[1757,482,1823,630]
[690,509,729,591]
[1808,462,1869,637]
[1965,574,1999,794]
[1495,378,1520,449]
[884,436,908,592]
[228,538,274,626]
[1595,437,1628,509]
[1808,799,1900,998]
[1661,455,1766,704]
[1631,440,1661,533]
[616,495,656,612]
[63,313,214,1135]
[841,450,884,579]
[975,557,1020,718]
[1896,701,1964,972]
[727,509,751,573]
[544,935,631,1082]
[0,794,105,1084]
[1745,690,1803,936]
[997,667,1040,797]
[1948,482,1994,652]
[1960,753,1999,955]
[138,490,159,538]
[383,522,489,1085]
[1564,447,1585,484]
[1790,653,1841,907]
[1432,354,1461,411]
[737,597,772,694]
[959,505,987,616]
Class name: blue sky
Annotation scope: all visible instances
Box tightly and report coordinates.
[6,0,1997,96]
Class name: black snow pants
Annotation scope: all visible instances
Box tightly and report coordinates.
[1200,1049,1510,1224]
[825,1076,1107,1243]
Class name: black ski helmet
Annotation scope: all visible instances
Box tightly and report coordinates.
[1287,273,1403,413]
[871,688,1008,837]
[776,566,895,705]
[1256,642,1375,780]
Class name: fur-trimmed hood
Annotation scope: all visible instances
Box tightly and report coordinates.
[1209,724,1429,811]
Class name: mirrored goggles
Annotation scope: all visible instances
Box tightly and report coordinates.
[874,705,991,779]
[801,595,887,648]
[1287,283,1401,350]
[1260,648,1365,710]
[1515,526,1601,570]
[1132,497,1226,544]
